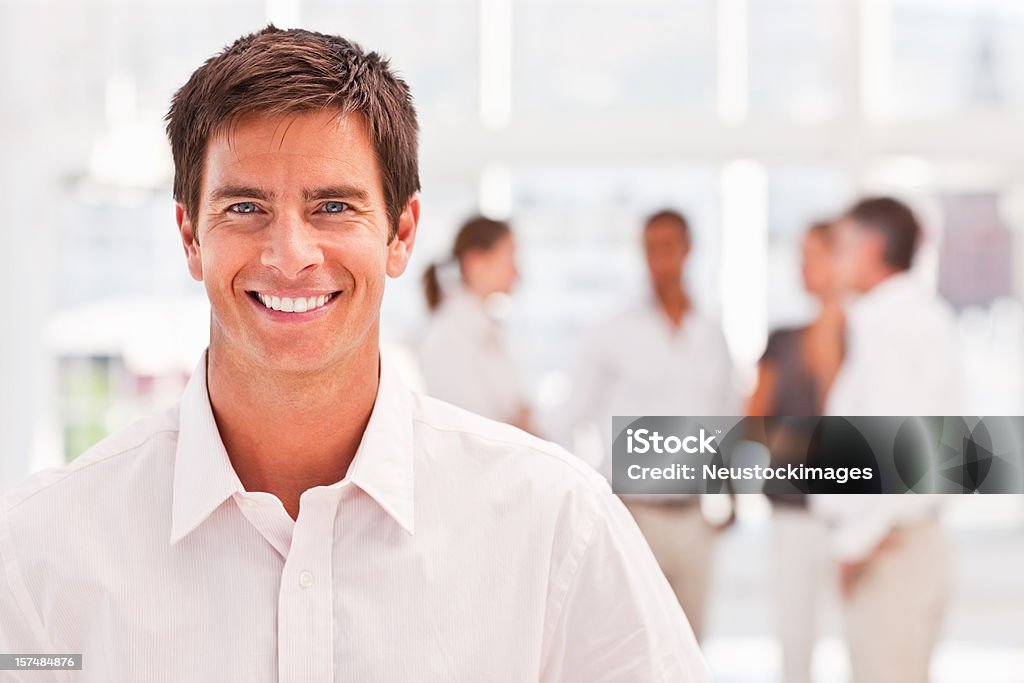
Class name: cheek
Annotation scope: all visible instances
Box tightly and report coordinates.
[202,239,252,289]
[340,237,390,288]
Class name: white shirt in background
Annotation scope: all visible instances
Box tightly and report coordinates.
[0,350,710,683]
[816,271,963,562]
[568,299,741,480]
[827,271,963,416]
[419,287,526,424]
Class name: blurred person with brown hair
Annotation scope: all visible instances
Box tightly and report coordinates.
[0,27,711,682]
[418,216,532,431]
[813,196,961,683]
[747,220,844,683]
[749,220,844,417]
[568,209,741,643]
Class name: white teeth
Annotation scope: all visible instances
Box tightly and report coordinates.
[254,292,334,314]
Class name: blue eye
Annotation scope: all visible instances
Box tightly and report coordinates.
[321,201,348,214]
[229,202,259,214]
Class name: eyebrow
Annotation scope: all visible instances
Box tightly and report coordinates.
[208,185,371,204]
[302,185,371,203]
[209,185,274,203]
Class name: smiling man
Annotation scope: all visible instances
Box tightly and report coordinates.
[0,26,709,683]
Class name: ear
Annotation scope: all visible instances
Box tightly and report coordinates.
[386,196,421,278]
[176,203,204,282]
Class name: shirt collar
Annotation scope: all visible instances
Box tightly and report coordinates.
[344,352,416,535]
[641,292,696,332]
[847,271,919,325]
[169,349,416,545]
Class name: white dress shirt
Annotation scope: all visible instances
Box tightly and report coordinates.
[826,271,963,416]
[568,300,741,481]
[816,272,963,561]
[419,288,525,424]
[0,350,709,683]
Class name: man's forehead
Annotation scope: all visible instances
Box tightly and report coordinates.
[201,109,382,196]
[644,220,689,242]
[210,109,367,153]
[834,217,860,235]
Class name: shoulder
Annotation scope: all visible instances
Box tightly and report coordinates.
[1,405,178,526]
[924,294,958,329]
[875,284,958,343]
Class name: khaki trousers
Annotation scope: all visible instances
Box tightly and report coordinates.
[845,517,948,683]
[622,500,716,642]
[773,506,828,683]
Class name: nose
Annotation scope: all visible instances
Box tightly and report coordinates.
[260,211,324,279]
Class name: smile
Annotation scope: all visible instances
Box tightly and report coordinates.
[247,291,339,313]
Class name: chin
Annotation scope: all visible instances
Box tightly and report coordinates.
[251,341,335,371]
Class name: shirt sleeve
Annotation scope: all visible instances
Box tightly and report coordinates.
[540,487,712,683]
[0,510,59,681]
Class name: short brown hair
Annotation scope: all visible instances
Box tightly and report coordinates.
[846,197,920,270]
[644,209,690,242]
[165,25,420,240]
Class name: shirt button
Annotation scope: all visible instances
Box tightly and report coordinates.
[242,498,258,507]
[298,570,314,589]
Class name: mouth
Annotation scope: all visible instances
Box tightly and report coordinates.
[246,290,341,314]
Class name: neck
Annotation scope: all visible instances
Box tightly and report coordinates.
[206,337,380,521]
[654,281,689,326]
[463,279,491,300]
[861,266,903,293]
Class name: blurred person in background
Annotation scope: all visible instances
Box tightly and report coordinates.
[568,209,741,642]
[419,215,533,432]
[813,196,961,683]
[748,220,844,683]
[748,220,844,417]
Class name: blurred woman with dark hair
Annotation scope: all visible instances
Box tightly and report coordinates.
[750,220,845,416]
[747,220,845,683]
[419,216,532,431]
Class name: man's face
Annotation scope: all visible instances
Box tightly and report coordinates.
[832,216,881,294]
[643,219,689,290]
[176,109,419,374]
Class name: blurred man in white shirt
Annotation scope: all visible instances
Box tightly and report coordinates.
[0,28,710,683]
[568,209,741,641]
[816,196,960,683]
